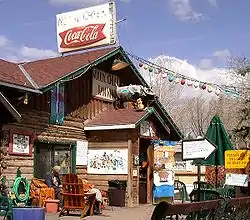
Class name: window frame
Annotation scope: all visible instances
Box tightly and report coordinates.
[34,141,76,178]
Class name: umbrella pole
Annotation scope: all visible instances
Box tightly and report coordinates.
[215,165,218,189]
[197,164,201,201]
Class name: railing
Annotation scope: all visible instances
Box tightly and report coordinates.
[151,197,250,220]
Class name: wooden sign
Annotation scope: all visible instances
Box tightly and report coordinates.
[225,150,250,169]
[92,69,120,101]
[140,121,155,137]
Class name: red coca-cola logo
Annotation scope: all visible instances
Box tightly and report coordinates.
[59,24,106,49]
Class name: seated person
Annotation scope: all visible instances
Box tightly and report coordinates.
[82,179,103,214]
[45,166,63,210]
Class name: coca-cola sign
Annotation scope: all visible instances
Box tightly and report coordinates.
[59,24,106,48]
[56,2,116,53]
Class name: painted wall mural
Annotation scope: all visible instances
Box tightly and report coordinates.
[87,149,128,174]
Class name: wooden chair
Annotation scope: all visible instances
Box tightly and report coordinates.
[59,174,96,218]
[193,181,213,189]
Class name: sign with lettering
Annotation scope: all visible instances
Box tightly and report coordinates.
[92,69,120,101]
[225,150,250,169]
[56,2,116,53]
[76,141,88,166]
[182,138,217,161]
[225,173,248,187]
[140,121,155,137]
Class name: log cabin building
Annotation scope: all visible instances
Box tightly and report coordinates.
[0,46,182,207]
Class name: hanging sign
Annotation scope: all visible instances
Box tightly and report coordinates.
[225,173,249,187]
[92,69,120,101]
[56,2,116,53]
[140,120,155,137]
[182,138,217,161]
[76,141,88,166]
[225,150,250,169]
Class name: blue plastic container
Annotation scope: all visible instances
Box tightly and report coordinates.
[13,207,45,220]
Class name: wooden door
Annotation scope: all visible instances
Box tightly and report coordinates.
[147,144,154,203]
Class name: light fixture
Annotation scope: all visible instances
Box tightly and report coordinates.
[111,59,129,71]
[23,93,29,105]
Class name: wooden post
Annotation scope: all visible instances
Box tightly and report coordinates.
[127,139,133,207]
[147,144,154,203]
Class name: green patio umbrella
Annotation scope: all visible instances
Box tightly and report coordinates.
[194,115,235,187]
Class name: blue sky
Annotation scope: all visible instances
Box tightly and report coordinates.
[0,0,250,69]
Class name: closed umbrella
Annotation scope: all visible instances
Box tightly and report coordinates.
[194,115,235,187]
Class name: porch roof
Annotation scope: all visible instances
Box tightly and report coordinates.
[84,107,170,134]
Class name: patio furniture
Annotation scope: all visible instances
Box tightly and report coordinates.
[174,180,189,203]
[213,186,236,198]
[151,196,250,220]
[193,116,234,188]
[189,189,222,202]
[30,178,55,207]
[193,181,213,189]
[59,174,96,218]
[0,196,13,220]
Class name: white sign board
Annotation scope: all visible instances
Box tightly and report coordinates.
[182,138,216,160]
[225,173,248,187]
[76,141,88,166]
[140,121,155,137]
[56,2,116,53]
[92,69,120,101]
[154,170,174,187]
[87,148,128,174]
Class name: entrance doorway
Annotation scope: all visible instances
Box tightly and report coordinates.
[139,138,154,204]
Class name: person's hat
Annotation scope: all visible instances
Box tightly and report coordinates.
[53,166,61,173]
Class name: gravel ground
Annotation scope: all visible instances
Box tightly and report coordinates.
[46,205,155,220]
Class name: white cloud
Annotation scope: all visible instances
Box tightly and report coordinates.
[0,35,10,48]
[199,58,213,69]
[168,0,204,22]
[49,0,131,7]
[208,0,217,7]
[20,46,58,60]
[0,35,58,62]
[49,0,108,7]
[213,49,231,58]
[139,54,232,100]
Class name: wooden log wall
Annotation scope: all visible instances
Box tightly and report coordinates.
[64,71,113,120]
[1,129,34,186]
[22,70,114,122]
[80,130,129,188]
[1,110,87,186]
[80,129,140,207]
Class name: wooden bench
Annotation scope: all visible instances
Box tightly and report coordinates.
[151,196,250,220]
[59,174,96,218]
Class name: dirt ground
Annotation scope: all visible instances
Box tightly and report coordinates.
[46,205,155,220]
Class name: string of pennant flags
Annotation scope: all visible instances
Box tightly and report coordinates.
[125,51,249,99]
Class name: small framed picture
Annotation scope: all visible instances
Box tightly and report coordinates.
[9,130,34,156]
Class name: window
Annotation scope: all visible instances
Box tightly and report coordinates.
[174,152,193,172]
[34,143,75,179]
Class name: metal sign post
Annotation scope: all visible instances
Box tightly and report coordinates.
[182,138,217,201]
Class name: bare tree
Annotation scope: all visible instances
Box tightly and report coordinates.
[169,92,240,139]
[228,57,250,148]
[151,74,183,114]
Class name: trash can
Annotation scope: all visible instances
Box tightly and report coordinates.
[108,180,127,207]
